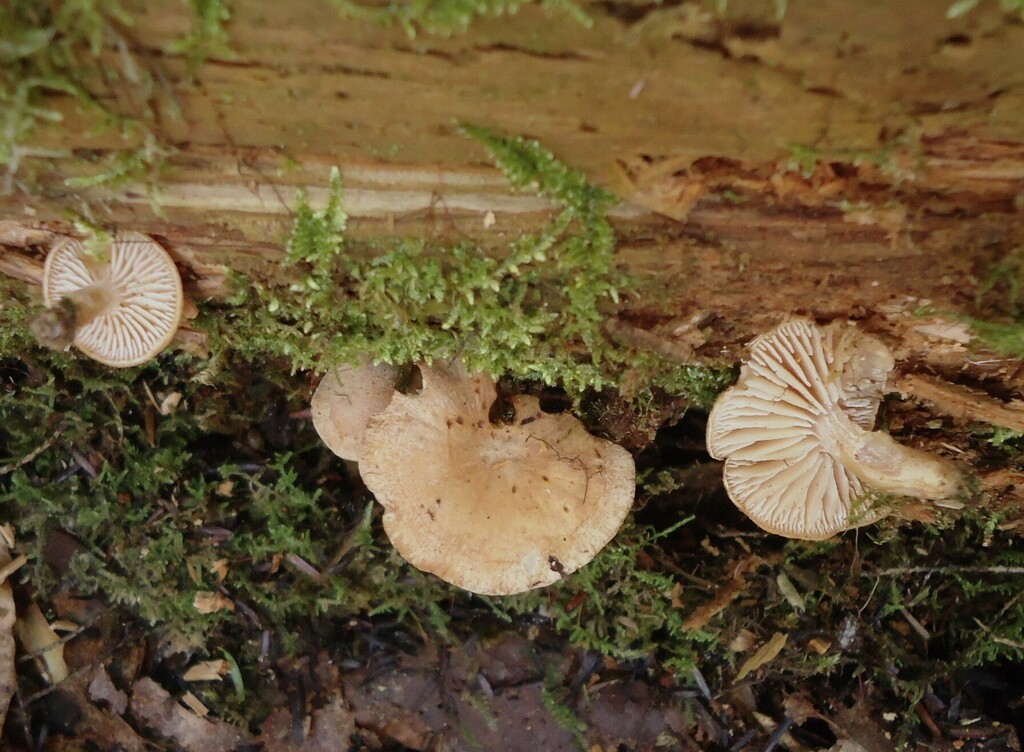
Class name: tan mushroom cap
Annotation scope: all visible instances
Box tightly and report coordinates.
[311,360,398,461]
[707,320,961,540]
[359,365,636,595]
[42,232,183,367]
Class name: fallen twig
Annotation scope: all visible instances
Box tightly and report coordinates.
[869,565,1024,576]
[0,430,61,477]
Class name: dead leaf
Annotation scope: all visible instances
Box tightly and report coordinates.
[130,677,253,752]
[807,638,832,655]
[184,659,229,682]
[729,629,757,652]
[15,602,69,683]
[784,695,818,725]
[668,582,684,609]
[259,693,357,751]
[181,689,211,716]
[0,553,26,584]
[64,672,149,752]
[683,577,746,631]
[181,296,200,321]
[173,326,211,359]
[159,392,183,415]
[829,703,897,752]
[911,320,973,344]
[735,632,788,681]
[193,591,235,614]
[684,555,767,631]
[88,664,128,715]
[776,572,806,612]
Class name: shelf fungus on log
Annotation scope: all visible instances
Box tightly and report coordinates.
[706,320,965,540]
[357,364,636,595]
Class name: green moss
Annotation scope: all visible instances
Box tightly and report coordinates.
[171,0,233,66]
[948,0,1024,20]
[0,329,715,681]
[492,518,717,673]
[981,425,1024,450]
[959,246,1024,357]
[712,0,788,21]
[329,0,591,36]
[775,515,1024,743]
[963,317,1024,357]
[0,0,230,193]
[1,245,728,726]
[3,260,1024,738]
[0,278,39,357]
[207,127,732,405]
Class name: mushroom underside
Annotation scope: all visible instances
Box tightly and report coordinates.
[41,233,183,367]
[707,319,962,540]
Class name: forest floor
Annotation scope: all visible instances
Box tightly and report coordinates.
[2,0,1024,750]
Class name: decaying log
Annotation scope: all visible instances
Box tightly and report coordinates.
[896,373,1024,432]
[1,0,1022,368]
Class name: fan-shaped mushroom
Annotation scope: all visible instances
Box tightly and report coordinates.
[311,360,398,462]
[358,365,636,595]
[706,320,963,540]
[30,232,183,367]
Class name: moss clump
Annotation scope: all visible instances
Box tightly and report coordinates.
[329,0,590,36]
[494,517,718,674]
[947,0,1024,20]
[0,321,719,723]
[208,126,732,405]
[779,513,1024,745]
[960,246,1024,357]
[171,0,233,66]
[0,0,231,193]
[3,271,1024,742]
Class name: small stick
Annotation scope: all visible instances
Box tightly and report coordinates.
[0,430,61,477]
[915,702,943,739]
[869,565,1024,576]
[899,606,930,642]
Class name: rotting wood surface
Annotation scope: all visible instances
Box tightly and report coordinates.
[1,0,1023,364]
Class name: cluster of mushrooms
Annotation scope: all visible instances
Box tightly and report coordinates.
[311,361,636,596]
[32,233,966,596]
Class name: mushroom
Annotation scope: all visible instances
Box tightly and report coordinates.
[311,359,398,462]
[358,364,636,595]
[706,320,964,540]
[30,232,184,367]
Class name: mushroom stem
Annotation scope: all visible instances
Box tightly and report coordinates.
[837,422,964,501]
[29,282,118,351]
[62,282,120,326]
